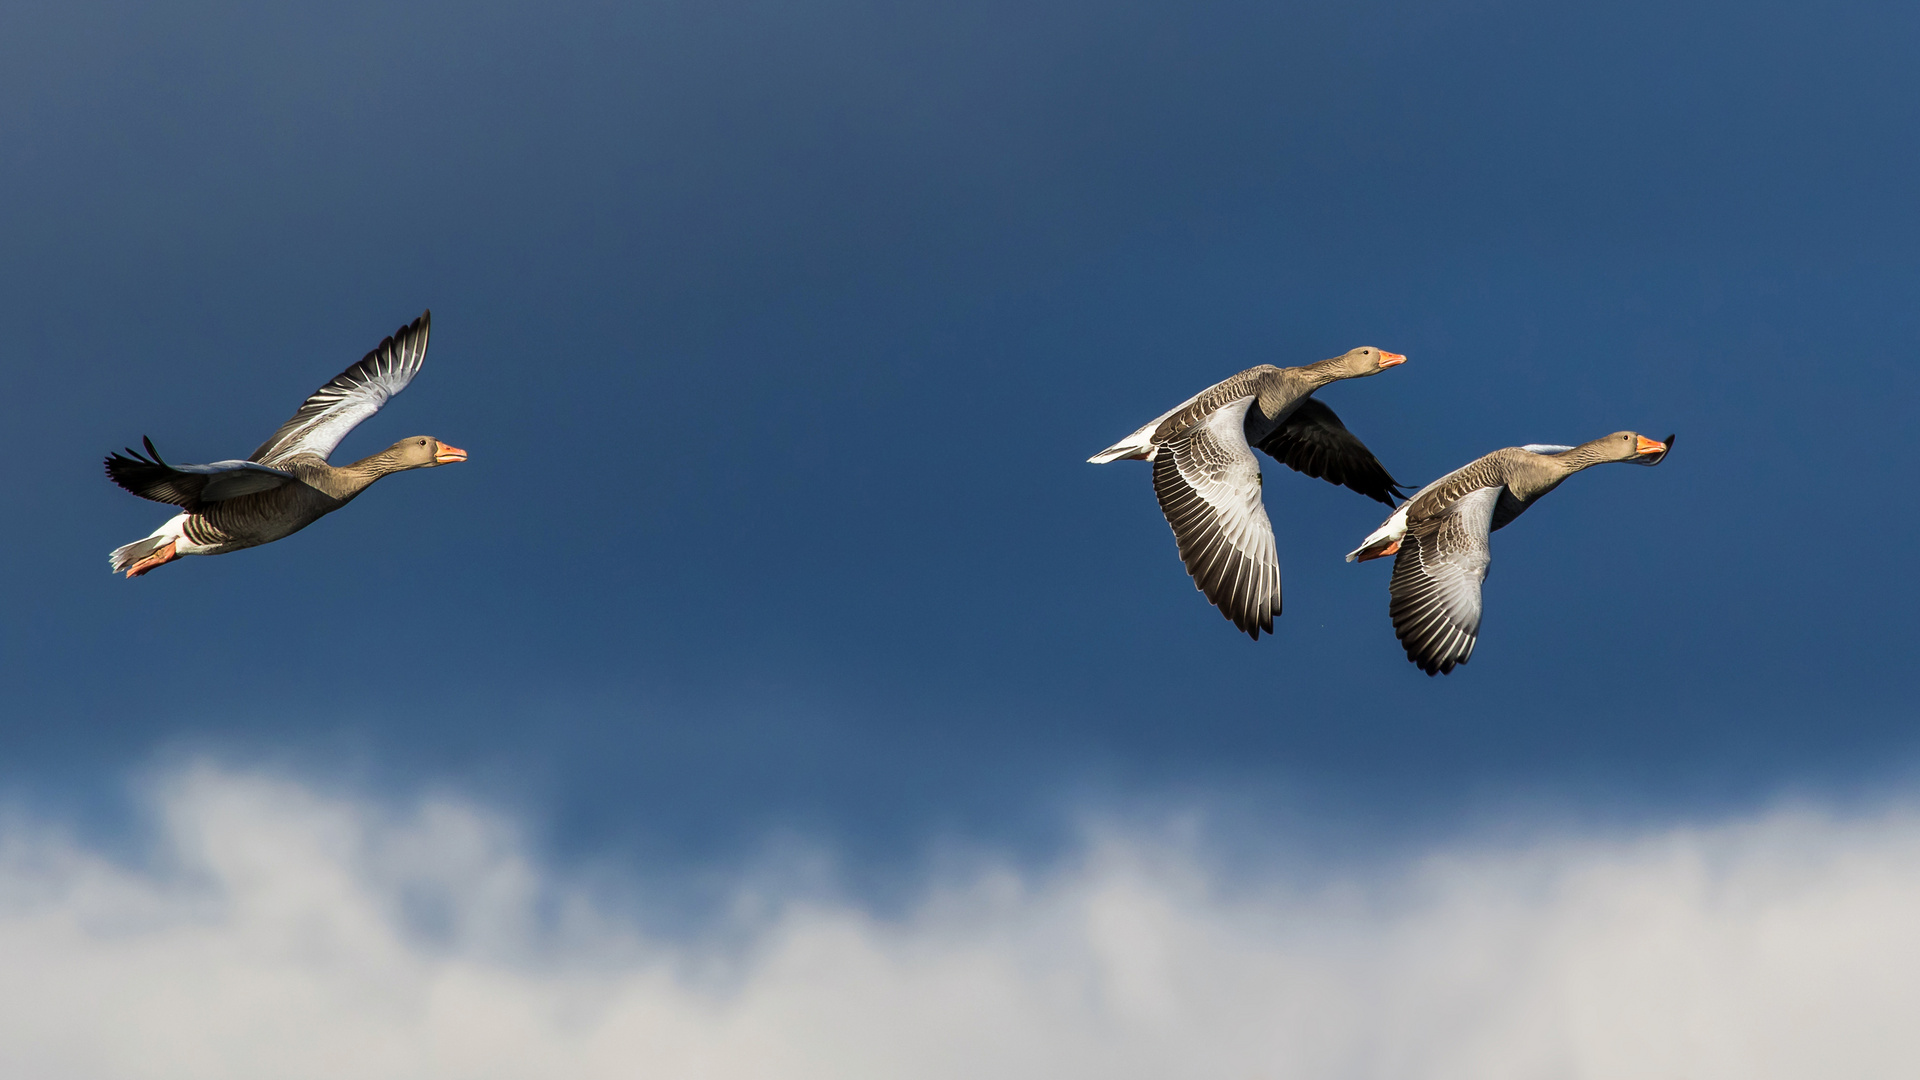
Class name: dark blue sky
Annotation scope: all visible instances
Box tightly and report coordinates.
[4,0,1916,883]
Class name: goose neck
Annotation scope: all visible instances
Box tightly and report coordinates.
[331,455,399,494]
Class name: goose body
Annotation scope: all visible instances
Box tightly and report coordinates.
[1090,347,1408,638]
[1346,431,1673,674]
[105,311,466,578]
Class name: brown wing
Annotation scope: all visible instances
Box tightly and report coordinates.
[1254,398,1406,506]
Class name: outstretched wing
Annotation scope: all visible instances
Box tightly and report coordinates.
[1254,397,1406,506]
[1388,486,1499,675]
[105,437,295,510]
[250,311,431,466]
[1151,397,1283,639]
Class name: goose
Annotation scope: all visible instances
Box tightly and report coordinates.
[104,310,465,578]
[1346,431,1673,674]
[1089,347,1408,638]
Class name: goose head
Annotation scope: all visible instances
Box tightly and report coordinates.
[384,436,468,470]
[1607,431,1674,466]
[1328,346,1407,379]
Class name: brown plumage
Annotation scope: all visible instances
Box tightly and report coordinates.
[104,311,466,578]
[1347,431,1674,674]
[1090,347,1408,638]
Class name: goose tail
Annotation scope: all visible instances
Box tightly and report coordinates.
[1088,423,1161,464]
[109,514,189,577]
[1347,504,1410,563]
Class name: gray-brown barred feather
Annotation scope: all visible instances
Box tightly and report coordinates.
[1149,367,1281,446]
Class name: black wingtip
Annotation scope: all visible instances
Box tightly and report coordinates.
[378,310,430,355]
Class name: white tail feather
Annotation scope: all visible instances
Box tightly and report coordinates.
[108,514,189,574]
[1346,504,1409,563]
[1087,422,1161,463]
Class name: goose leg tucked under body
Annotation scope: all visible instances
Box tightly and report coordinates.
[1089,346,1408,638]
[104,311,467,578]
[1347,431,1672,674]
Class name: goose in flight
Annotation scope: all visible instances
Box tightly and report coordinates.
[1089,347,1408,638]
[1347,431,1673,674]
[105,310,465,578]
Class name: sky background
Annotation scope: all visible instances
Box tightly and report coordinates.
[2,0,1919,1070]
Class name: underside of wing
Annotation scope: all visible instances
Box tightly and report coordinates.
[251,311,431,465]
[1387,487,1498,675]
[1255,398,1406,506]
[1490,488,1532,532]
[1151,398,1283,639]
[1491,447,1568,530]
[106,438,294,510]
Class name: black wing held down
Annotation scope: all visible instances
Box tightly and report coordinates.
[1254,398,1407,506]
[105,437,204,509]
[105,438,293,510]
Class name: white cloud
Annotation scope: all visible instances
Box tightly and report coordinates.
[1,764,1919,1079]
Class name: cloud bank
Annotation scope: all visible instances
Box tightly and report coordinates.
[1,765,1917,1079]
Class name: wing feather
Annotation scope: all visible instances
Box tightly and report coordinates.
[105,437,295,510]
[1150,397,1283,638]
[1254,397,1406,506]
[250,311,431,465]
[1387,486,1499,675]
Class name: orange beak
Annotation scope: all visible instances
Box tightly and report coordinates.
[1377,351,1407,369]
[435,442,469,464]
[1634,435,1668,457]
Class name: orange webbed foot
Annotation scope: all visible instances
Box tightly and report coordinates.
[126,541,178,578]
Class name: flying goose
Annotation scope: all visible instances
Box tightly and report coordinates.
[1346,431,1673,674]
[1089,347,1409,638]
[105,310,466,578]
